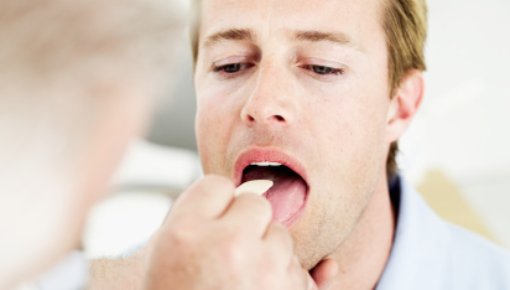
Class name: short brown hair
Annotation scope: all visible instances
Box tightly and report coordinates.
[190,0,428,179]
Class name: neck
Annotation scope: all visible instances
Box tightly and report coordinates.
[327,176,396,289]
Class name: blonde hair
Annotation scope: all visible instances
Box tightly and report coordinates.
[383,0,428,178]
[189,0,427,179]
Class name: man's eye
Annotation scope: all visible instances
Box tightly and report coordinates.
[213,63,253,74]
[303,65,343,75]
[216,63,241,73]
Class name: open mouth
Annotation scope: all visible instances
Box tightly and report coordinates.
[235,150,309,227]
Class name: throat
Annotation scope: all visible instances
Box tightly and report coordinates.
[322,180,396,289]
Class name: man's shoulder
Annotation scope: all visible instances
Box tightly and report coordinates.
[443,221,510,288]
[379,176,510,290]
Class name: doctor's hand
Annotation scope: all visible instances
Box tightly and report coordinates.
[143,175,317,290]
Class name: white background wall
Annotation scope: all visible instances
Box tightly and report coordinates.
[400,0,510,246]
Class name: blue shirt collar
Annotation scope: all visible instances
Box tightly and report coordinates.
[376,176,451,289]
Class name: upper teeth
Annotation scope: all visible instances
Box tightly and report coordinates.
[250,161,282,167]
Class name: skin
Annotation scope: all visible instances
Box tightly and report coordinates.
[0,85,149,289]
[194,0,424,288]
[144,175,317,290]
[90,175,321,290]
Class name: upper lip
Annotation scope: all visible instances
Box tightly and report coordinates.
[233,147,309,187]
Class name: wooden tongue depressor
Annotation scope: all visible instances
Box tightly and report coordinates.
[235,179,274,196]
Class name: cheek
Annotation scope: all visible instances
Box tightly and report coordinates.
[195,108,216,173]
[310,84,390,194]
[195,93,237,175]
[342,101,388,177]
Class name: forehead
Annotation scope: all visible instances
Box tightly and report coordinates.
[198,0,386,47]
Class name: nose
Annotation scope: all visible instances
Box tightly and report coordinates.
[240,66,295,127]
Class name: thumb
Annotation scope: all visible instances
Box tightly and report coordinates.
[309,258,339,289]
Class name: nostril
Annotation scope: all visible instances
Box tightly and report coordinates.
[242,109,287,124]
[274,115,285,122]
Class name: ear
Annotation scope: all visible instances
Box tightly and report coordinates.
[386,70,425,143]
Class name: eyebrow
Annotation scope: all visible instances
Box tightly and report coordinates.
[204,28,254,47]
[203,28,359,51]
[294,30,353,46]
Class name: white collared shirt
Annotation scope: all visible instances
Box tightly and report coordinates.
[377,177,510,289]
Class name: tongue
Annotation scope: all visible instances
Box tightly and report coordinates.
[242,166,307,225]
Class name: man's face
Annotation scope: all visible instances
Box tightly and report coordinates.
[194,0,394,269]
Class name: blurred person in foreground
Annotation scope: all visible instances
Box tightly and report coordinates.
[0,1,317,290]
[0,0,180,287]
